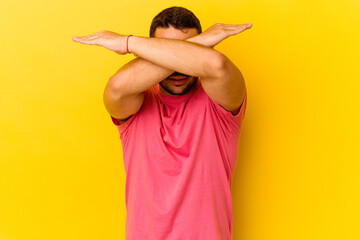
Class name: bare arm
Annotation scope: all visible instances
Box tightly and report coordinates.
[104,35,210,110]
[102,35,208,121]
[103,58,172,120]
[73,23,252,120]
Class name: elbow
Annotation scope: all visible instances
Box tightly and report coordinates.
[211,52,229,79]
[104,75,125,101]
[212,52,242,81]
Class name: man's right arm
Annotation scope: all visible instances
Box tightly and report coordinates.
[103,37,200,123]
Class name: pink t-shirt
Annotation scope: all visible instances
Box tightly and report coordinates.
[111,79,247,240]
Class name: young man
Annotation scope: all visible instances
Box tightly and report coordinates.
[73,6,252,240]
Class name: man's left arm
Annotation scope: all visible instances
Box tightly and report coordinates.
[126,26,249,115]
[72,23,251,114]
[201,54,246,115]
[128,36,246,115]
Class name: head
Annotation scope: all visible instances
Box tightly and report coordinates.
[150,6,202,96]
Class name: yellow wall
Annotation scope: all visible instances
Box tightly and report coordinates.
[1,0,359,239]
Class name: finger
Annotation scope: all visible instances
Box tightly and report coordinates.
[221,23,251,27]
[229,23,252,32]
[80,35,99,40]
[75,34,98,40]
[73,31,104,40]
[72,36,97,45]
[83,30,105,36]
[226,23,252,29]
[238,23,252,28]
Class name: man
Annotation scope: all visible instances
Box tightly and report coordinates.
[73,6,252,240]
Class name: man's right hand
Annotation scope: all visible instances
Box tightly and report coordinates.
[72,30,128,54]
[188,23,252,48]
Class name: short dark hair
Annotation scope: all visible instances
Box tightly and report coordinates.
[149,6,202,37]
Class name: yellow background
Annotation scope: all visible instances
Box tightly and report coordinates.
[1,0,359,239]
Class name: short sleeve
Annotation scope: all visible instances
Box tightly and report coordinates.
[110,112,138,138]
[109,90,150,139]
[205,88,248,135]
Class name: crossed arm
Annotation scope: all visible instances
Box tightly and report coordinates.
[72,23,252,120]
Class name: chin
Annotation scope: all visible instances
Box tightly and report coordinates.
[170,88,185,94]
[160,77,197,96]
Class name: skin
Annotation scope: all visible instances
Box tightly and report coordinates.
[154,26,200,96]
[72,22,252,118]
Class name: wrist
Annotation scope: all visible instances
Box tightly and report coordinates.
[186,35,200,44]
[186,35,213,48]
[127,35,141,57]
[126,35,133,54]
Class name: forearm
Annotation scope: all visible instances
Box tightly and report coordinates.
[107,37,207,97]
[107,57,173,97]
[127,35,224,79]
